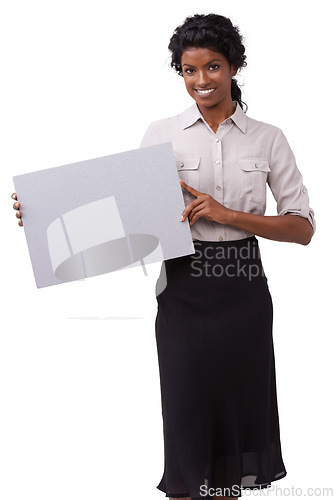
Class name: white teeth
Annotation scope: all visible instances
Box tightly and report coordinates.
[197,89,215,94]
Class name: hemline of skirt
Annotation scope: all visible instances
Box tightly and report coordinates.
[156,469,287,498]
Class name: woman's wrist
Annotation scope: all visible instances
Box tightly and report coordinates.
[219,205,236,225]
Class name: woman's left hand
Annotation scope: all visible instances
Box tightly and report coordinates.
[179,179,233,226]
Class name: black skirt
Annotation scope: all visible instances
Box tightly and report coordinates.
[154,236,287,499]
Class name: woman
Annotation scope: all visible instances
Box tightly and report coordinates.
[139,13,315,500]
[12,13,315,500]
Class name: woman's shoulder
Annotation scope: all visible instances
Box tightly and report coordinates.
[146,105,194,131]
[140,106,194,148]
[245,110,282,137]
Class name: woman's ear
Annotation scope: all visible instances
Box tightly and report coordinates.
[231,65,238,77]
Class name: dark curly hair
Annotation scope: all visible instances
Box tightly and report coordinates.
[168,13,247,111]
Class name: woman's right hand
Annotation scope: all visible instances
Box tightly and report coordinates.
[11,193,23,226]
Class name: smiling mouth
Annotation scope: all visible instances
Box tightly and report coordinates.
[195,88,216,95]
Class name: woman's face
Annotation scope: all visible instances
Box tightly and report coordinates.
[181,47,237,110]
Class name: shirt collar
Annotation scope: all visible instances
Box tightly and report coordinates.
[179,100,247,134]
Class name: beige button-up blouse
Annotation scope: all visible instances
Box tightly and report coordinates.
[140,101,316,242]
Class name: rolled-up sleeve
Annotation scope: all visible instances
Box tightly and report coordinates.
[268,128,316,233]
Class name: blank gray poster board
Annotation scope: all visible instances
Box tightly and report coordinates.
[13,143,195,288]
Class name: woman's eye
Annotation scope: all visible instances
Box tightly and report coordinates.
[184,68,195,74]
[209,64,219,70]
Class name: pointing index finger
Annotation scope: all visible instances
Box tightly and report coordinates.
[179,178,201,198]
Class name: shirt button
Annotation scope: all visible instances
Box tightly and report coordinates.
[215,138,220,143]
[216,185,221,191]
[219,236,224,241]
[302,187,307,193]
[225,119,231,124]
[255,163,259,168]
[215,160,221,164]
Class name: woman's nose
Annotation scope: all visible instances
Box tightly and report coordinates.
[197,71,210,86]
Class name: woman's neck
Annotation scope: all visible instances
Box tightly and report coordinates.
[197,99,236,133]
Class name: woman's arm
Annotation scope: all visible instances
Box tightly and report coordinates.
[179,179,314,245]
[228,209,313,245]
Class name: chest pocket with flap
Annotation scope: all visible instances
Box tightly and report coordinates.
[238,158,271,204]
[176,158,200,191]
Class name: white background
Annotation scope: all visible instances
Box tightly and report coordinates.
[1,0,333,498]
